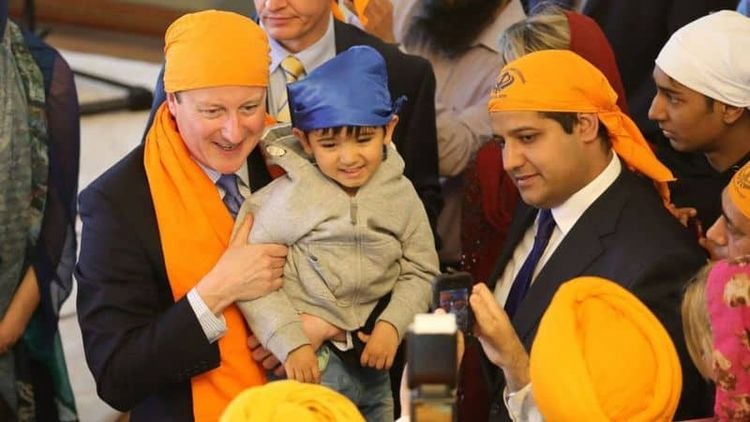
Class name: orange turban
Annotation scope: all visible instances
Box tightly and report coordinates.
[729,161,750,219]
[163,10,270,93]
[530,277,682,421]
[220,380,365,422]
[488,50,674,204]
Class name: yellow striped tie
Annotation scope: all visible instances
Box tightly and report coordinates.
[277,55,306,122]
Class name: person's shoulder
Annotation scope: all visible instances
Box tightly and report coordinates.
[81,144,147,200]
[333,20,432,72]
[611,170,703,251]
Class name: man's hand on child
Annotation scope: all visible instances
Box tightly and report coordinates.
[284,345,320,384]
[197,213,287,314]
[247,334,286,377]
[300,313,345,351]
[358,321,399,370]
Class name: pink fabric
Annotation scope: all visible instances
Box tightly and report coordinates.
[707,258,750,420]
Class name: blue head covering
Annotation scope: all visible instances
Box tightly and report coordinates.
[288,45,403,132]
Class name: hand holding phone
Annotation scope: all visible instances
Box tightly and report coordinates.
[432,272,474,335]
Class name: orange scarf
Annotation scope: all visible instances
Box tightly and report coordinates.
[488,49,674,204]
[331,0,371,26]
[144,103,265,421]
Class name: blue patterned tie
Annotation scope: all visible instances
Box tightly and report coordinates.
[216,174,243,218]
[504,209,556,318]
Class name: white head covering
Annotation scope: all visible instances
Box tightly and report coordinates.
[655,10,750,108]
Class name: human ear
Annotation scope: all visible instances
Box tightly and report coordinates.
[576,113,599,144]
[721,103,746,125]
[166,92,179,116]
[293,127,314,156]
[383,115,400,146]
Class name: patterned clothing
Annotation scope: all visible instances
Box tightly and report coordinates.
[0,19,77,421]
[707,257,750,421]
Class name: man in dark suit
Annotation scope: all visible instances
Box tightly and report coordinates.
[76,11,287,420]
[471,50,711,421]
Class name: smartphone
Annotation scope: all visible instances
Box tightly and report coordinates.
[432,272,474,335]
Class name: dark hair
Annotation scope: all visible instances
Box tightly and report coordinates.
[540,111,612,149]
[705,96,715,111]
[404,0,508,58]
[305,125,386,137]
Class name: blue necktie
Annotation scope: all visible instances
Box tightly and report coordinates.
[216,174,243,218]
[504,209,556,318]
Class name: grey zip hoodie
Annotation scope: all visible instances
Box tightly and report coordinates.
[234,123,439,363]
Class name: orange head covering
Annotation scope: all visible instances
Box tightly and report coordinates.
[331,0,371,26]
[530,277,682,421]
[728,161,750,219]
[488,49,674,204]
[220,380,365,422]
[163,9,270,93]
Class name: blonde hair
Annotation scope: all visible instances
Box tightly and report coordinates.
[498,5,570,65]
[681,262,714,380]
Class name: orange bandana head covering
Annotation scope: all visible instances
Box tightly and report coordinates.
[729,161,750,220]
[488,49,674,203]
[331,0,371,26]
[530,277,682,421]
[164,9,270,93]
[220,380,365,422]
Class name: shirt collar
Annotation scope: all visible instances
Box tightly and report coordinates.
[550,153,621,235]
[476,0,526,52]
[268,14,336,74]
[195,159,250,189]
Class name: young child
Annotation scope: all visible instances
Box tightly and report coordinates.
[233,45,439,420]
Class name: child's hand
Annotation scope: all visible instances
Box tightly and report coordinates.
[358,321,399,370]
[284,345,320,384]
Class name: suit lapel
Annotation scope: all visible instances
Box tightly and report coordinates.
[333,20,353,54]
[487,203,536,291]
[512,169,630,345]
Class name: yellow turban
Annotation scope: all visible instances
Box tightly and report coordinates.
[530,277,682,422]
[488,50,674,204]
[163,10,270,93]
[220,380,365,422]
[729,161,750,219]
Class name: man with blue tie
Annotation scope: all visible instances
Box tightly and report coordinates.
[76,11,288,420]
[471,50,710,421]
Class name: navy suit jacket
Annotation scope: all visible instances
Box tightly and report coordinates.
[75,145,272,421]
[145,19,443,239]
[483,167,712,421]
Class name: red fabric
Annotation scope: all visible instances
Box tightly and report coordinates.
[565,10,630,114]
[460,140,518,283]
